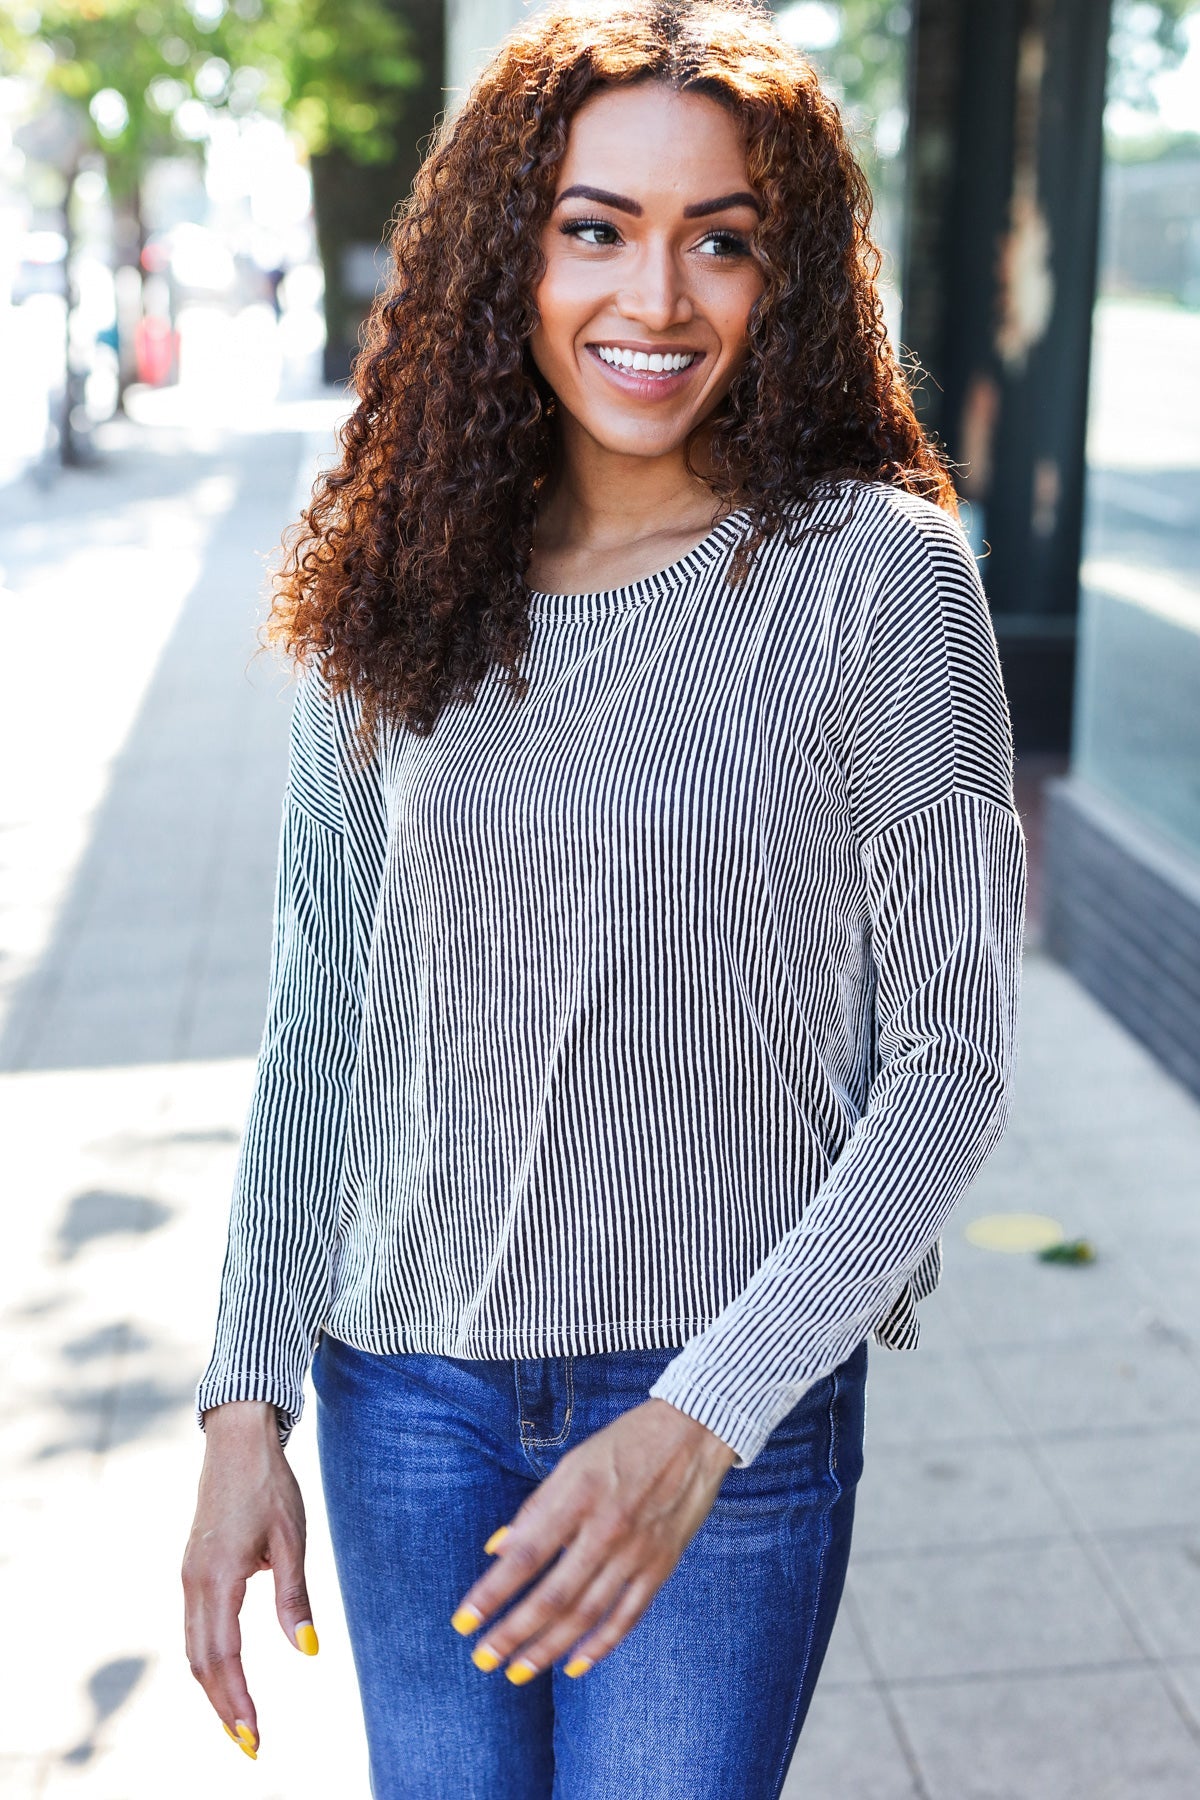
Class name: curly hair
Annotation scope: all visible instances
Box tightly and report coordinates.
[265,0,959,754]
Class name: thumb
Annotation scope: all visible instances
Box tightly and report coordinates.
[272,1540,319,1657]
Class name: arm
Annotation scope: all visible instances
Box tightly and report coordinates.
[194,658,385,1447]
[646,495,1028,1468]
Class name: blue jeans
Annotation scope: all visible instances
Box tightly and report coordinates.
[311,1332,868,1799]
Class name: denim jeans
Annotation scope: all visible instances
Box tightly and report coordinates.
[311,1331,868,1800]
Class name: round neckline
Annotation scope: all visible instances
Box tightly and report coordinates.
[524,505,751,620]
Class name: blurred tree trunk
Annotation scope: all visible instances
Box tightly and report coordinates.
[111,176,148,414]
[310,0,446,385]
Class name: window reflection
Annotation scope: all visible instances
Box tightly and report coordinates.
[1075,0,1200,858]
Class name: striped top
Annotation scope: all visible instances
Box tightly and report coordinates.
[195,477,1027,1469]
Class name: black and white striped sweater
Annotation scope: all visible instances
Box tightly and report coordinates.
[195,478,1027,1468]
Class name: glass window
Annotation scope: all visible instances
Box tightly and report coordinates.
[1074,0,1200,860]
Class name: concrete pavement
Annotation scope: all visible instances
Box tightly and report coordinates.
[1,382,1198,1799]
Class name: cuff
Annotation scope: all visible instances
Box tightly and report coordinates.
[647,1361,822,1470]
[194,1370,302,1449]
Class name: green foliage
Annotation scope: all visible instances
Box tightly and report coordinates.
[775,0,913,186]
[1036,1238,1097,1264]
[0,0,429,198]
[1104,0,1200,162]
[1108,0,1200,112]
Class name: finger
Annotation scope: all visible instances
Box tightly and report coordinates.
[450,1496,577,1636]
[462,1530,627,1673]
[560,1568,661,1671]
[487,1555,641,1683]
[184,1571,259,1755]
[271,1527,319,1656]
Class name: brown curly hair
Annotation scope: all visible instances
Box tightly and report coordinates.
[265,0,959,754]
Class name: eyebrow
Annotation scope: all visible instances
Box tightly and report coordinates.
[554,184,761,218]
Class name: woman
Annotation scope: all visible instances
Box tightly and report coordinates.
[183,1,1027,1794]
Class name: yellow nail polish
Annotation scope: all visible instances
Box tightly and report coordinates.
[471,1643,503,1672]
[451,1604,483,1635]
[505,1659,538,1685]
[563,1655,593,1678]
[294,1622,320,1656]
[484,1525,510,1554]
[231,1720,258,1758]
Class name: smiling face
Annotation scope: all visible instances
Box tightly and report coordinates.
[528,81,766,473]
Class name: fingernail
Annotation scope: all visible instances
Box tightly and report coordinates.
[229,1720,258,1759]
[483,1525,510,1554]
[471,1642,503,1671]
[563,1654,593,1678]
[294,1622,319,1656]
[505,1658,538,1685]
[451,1604,483,1635]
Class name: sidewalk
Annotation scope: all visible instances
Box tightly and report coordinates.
[1,396,1198,1799]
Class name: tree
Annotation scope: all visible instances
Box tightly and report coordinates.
[1,0,446,404]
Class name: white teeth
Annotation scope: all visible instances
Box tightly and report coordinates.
[593,347,697,373]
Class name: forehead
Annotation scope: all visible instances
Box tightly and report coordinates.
[556,83,750,198]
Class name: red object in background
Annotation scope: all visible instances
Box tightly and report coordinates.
[135,315,178,385]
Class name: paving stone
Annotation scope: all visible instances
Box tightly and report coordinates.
[850,1540,1145,1682]
[184,976,272,1062]
[1165,1658,1200,1733]
[862,1345,1020,1448]
[892,1666,1200,1800]
[1036,1425,1200,1534]
[852,1435,1069,1559]
[1089,1533,1200,1659]
[781,1683,922,1799]
[979,1333,1200,1436]
[937,1239,1167,1352]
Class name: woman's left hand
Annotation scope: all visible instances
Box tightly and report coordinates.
[448,1397,738,1681]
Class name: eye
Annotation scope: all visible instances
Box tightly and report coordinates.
[696,229,751,259]
[559,217,622,247]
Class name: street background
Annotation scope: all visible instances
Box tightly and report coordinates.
[3,0,1200,1794]
[1,317,1198,1800]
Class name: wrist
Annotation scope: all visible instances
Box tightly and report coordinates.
[202,1399,282,1444]
[647,1398,738,1470]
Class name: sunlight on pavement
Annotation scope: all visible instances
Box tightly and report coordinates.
[0,474,235,1053]
[964,1213,1066,1254]
[0,1059,369,1798]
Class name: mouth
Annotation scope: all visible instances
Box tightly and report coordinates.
[584,342,706,398]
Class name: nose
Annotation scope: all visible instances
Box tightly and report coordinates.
[614,238,695,332]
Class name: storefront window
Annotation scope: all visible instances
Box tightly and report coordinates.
[1074,0,1200,859]
[774,2,912,348]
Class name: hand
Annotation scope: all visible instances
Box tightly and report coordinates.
[449,1397,737,1681]
[181,1402,320,1759]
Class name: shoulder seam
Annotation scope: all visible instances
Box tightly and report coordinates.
[860,785,1022,853]
[282,782,347,839]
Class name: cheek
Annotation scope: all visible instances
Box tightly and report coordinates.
[709,272,764,352]
[532,258,600,344]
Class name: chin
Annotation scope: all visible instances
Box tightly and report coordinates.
[583,413,696,457]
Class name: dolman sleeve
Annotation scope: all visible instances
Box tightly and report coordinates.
[194,659,385,1447]
[647,496,1028,1468]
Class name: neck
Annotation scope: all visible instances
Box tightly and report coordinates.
[535,416,726,554]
